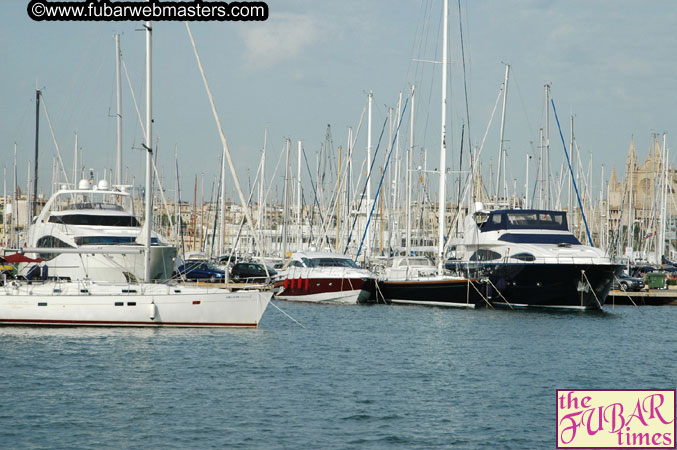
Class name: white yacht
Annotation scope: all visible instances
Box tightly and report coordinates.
[450,206,621,310]
[20,179,176,283]
[274,251,376,304]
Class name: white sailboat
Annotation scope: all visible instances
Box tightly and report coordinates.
[0,280,269,327]
[0,20,271,327]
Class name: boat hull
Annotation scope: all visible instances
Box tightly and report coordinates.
[274,277,375,304]
[378,278,485,308]
[0,282,271,327]
[459,262,621,310]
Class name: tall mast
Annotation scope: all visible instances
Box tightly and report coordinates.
[659,133,668,263]
[496,63,509,202]
[393,91,402,250]
[524,153,529,207]
[73,131,79,185]
[143,20,153,282]
[115,34,123,186]
[538,127,544,209]
[366,91,373,262]
[32,89,41,219]
[627,163,633,256]
[336,143,342,253]
[12,144,17,247]
[258,129,267,256]
[406,85,415,255]
[282,138,290,258]
[437,0,449,275]
[296,140,302,251]
[544,84,551,209]
[568,114,574,228]
[218,128,227,256]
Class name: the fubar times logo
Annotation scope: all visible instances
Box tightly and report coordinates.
[556,389,676,448]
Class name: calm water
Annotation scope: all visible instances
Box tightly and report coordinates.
[1,302,675,449]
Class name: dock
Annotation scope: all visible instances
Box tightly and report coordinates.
[607,288,677,306]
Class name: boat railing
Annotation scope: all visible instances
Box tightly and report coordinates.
[288,266,372,279]
[451,255,613,269]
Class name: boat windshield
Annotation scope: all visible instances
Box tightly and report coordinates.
[398,257,432,267]
[74,236,159,246]
[49,214,140,227]
[481,210,569,232]
[51,191,134,215]
[304,257,360,269]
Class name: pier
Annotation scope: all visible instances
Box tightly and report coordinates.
[607,288,677,306]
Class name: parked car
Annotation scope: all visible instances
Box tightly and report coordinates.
[230,262,277,283]
[612,273,645,292]
[174,260,225,282]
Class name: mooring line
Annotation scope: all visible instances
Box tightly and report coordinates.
[485,278,514,310]
[581,270,603,310]
[269,300,306,328]
[612,274,643,313]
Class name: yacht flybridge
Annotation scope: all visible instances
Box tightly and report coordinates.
[20,179,176,283]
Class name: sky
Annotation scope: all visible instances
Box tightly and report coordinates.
[1,0,676,207]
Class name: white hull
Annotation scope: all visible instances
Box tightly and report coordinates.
[275,288,368,305]
[390,299,476,308]
[0,281,271,327]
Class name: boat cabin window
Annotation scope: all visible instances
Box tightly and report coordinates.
[306,258,360,269]
[498,234,581,245]
[74,236,159,246]
[469,249,502,261]
[510,252,536,262]
[49,214,140,227]
[36,235,75,260]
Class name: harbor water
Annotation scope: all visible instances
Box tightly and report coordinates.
[1,302,675,449]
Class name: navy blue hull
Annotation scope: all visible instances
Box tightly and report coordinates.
[377,278,487,307]
[452,262,622,310]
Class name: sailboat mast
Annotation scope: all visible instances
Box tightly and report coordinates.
[32,89,41,220]
[545,84,551,209]
[393,92,402,250]
[115,34,123,187]
[366,91,373,262]
[282,138,290,258]
[406,84,415,255]
[12,144,17,247]
[143,20,153,282]
[496,63,509,202]
[258,129,267,256]
[297,140,302,251]
[218,130,227,256]
[73,132,79,186]
[659,133,668,263]
[437,0,449,275]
